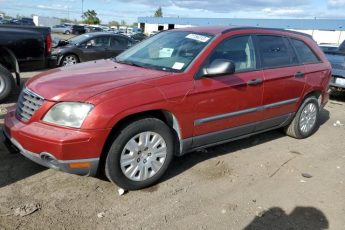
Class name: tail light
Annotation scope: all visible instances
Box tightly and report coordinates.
[46,34,52,54]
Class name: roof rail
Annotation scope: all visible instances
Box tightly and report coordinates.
[222,27,313,38]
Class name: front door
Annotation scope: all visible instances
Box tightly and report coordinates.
[80,36,110,61]
[192,35,264,147]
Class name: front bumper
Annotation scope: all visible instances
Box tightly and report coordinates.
[3,109,110,176]
[48,54,60,67]
[2,130,99,176]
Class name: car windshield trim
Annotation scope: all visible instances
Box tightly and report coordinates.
[115,31,214,73]
[67,34,91,45]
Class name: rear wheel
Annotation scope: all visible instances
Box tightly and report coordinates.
[61,54,79,66]
[0,64,15,103]
[65,30,70,35]
[105,117,174,190]
[285,96,320,139]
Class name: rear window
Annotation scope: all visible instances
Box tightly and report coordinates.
[257,35,298,68]
[291,39,320,64]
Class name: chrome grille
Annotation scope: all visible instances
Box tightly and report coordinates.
[16,88,44,121]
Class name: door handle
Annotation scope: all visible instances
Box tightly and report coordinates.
[247,78,263,86]
[294,72,305,78]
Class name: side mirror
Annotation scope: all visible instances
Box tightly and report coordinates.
[86,42,93,48]
[203,59,235,77]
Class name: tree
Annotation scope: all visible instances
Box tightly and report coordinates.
[60,18,73,24]
[131,22,138,27]
[154,7,163,17]
[82,10,100,25]
[120,20,126,26]
[108,20,119,28]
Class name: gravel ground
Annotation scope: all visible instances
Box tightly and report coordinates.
[0,71,344,230]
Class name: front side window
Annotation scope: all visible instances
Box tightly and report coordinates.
[207,35,256,72]
[115,31,214,72]
[257,35,297,68]
[291,39,320,64]
[88,36,110,47]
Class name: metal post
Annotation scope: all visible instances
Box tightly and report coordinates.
[82,0,84,17]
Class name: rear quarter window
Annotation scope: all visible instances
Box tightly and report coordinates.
[291,39,320,64]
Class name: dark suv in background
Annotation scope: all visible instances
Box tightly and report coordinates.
[71,25,86,35]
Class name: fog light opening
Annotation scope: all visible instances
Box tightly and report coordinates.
[40,153,59,169]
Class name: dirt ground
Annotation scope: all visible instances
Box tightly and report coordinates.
[0,71,344,230]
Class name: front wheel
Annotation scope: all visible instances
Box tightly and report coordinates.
[285,96,320,139]
[105,117,174,190]
[61,54,79,66]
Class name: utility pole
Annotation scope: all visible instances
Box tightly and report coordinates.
[81,0,84,18]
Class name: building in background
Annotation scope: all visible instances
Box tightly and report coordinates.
[33,16,61,28]
[138,17,345,44]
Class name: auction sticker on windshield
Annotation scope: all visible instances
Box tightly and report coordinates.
[159,48,174,58]
[172,62,185,70]
[186,34,210,42]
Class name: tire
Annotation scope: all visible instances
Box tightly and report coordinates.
[285,96,320,139]
[61,54,79,66]
[65,30,70,35]
[105,117,174,190]
[0,64,15,103]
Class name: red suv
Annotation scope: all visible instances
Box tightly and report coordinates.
[3,27,331,190]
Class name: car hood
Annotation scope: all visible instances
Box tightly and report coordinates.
[26,59,171,101]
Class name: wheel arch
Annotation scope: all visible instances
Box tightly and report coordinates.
[0,47,20,85]
[301,89,322,107]
[98,109,183,175]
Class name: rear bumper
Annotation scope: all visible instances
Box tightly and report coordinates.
[330,75,345,89]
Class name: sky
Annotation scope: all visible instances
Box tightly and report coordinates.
[1,0,345,24]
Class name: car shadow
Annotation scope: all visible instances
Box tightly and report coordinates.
[243,206,329,230]
[330,91,345,102]
[161,108,330,184]
[0,142,46,188]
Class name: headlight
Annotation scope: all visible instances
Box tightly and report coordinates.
[52,48,62,54]
[43,102,94,128]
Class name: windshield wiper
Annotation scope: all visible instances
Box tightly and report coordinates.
[114,59,144,68]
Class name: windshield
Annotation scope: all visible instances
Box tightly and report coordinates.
[115,31,214,72]
[67,34,91,45]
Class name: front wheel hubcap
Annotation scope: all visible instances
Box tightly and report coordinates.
[299,102,317,134]
[62,56,77,66]
[120,131,167,182]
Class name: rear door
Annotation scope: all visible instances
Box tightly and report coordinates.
[109,36,132,57]
[192,35,264,147]
[256,35,306,130]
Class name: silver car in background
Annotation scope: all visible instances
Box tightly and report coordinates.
[52,25,72,34]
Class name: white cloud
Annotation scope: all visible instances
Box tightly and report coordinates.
[37,4,69,11]
[262,7,306,17]
[328,0,345,7]
[116,0,310,13]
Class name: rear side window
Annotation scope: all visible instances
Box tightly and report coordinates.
[291,39,320,64]
[257,35,298,68]
[110,37,131,48]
